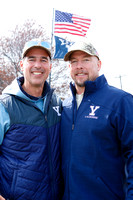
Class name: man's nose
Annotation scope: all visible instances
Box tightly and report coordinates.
[34,61,42,68]
[76,61,84,68]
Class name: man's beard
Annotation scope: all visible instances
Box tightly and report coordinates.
[75,80,85,87]
[73,70,88,88]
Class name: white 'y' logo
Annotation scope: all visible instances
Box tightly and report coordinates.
[89,106,100,116]
[53,106,61,116]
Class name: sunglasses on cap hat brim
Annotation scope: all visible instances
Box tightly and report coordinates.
[23,40,51,59]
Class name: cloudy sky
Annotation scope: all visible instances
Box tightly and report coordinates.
[0,0,133,94]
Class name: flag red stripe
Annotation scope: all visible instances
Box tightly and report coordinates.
[54,23,84,34]
[73,20,91,26]
[73,22,90,30]
[54,31,85,36]
[73,15,91,22]
[54,27,84,34]
[54,23,81,28]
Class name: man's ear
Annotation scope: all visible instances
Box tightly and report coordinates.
[97,60,102,72]
[20,60,24,71]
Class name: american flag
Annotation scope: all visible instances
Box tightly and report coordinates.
[54,10,91,37]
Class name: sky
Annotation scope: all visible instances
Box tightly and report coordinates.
[0,0,133,94]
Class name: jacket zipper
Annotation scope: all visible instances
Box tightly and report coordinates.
[72,124,74,130]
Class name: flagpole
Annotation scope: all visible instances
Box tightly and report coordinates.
[49,8,55,86]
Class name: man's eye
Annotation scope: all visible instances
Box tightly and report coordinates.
[83,59,90,62]
[71,60,77,64]
[42,59,47,62]
[28,58,35,62]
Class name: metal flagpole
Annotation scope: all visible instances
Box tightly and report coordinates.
[49,8,55,86]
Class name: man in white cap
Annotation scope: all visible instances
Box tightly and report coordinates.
[61,40,133,199]
[0,39,62,200]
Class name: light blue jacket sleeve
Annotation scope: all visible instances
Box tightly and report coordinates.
[0,102,10,145]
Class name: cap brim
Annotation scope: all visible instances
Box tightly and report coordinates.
[64,50,75,61]
[64,49,95,61]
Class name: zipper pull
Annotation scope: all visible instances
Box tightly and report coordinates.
[45,115,47,122]
[72,124,74,130]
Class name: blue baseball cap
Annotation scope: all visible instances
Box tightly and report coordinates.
[22,39,51,59]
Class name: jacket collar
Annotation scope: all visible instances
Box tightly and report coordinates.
[3,76,52,101]
[70,74,107,97]
[18,77,51,100]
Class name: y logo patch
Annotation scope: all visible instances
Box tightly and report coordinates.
[89,106,100,116]
[85,105,100,119]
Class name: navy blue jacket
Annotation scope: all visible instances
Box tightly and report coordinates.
[0,77,62,200]
[61,75,133,200]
